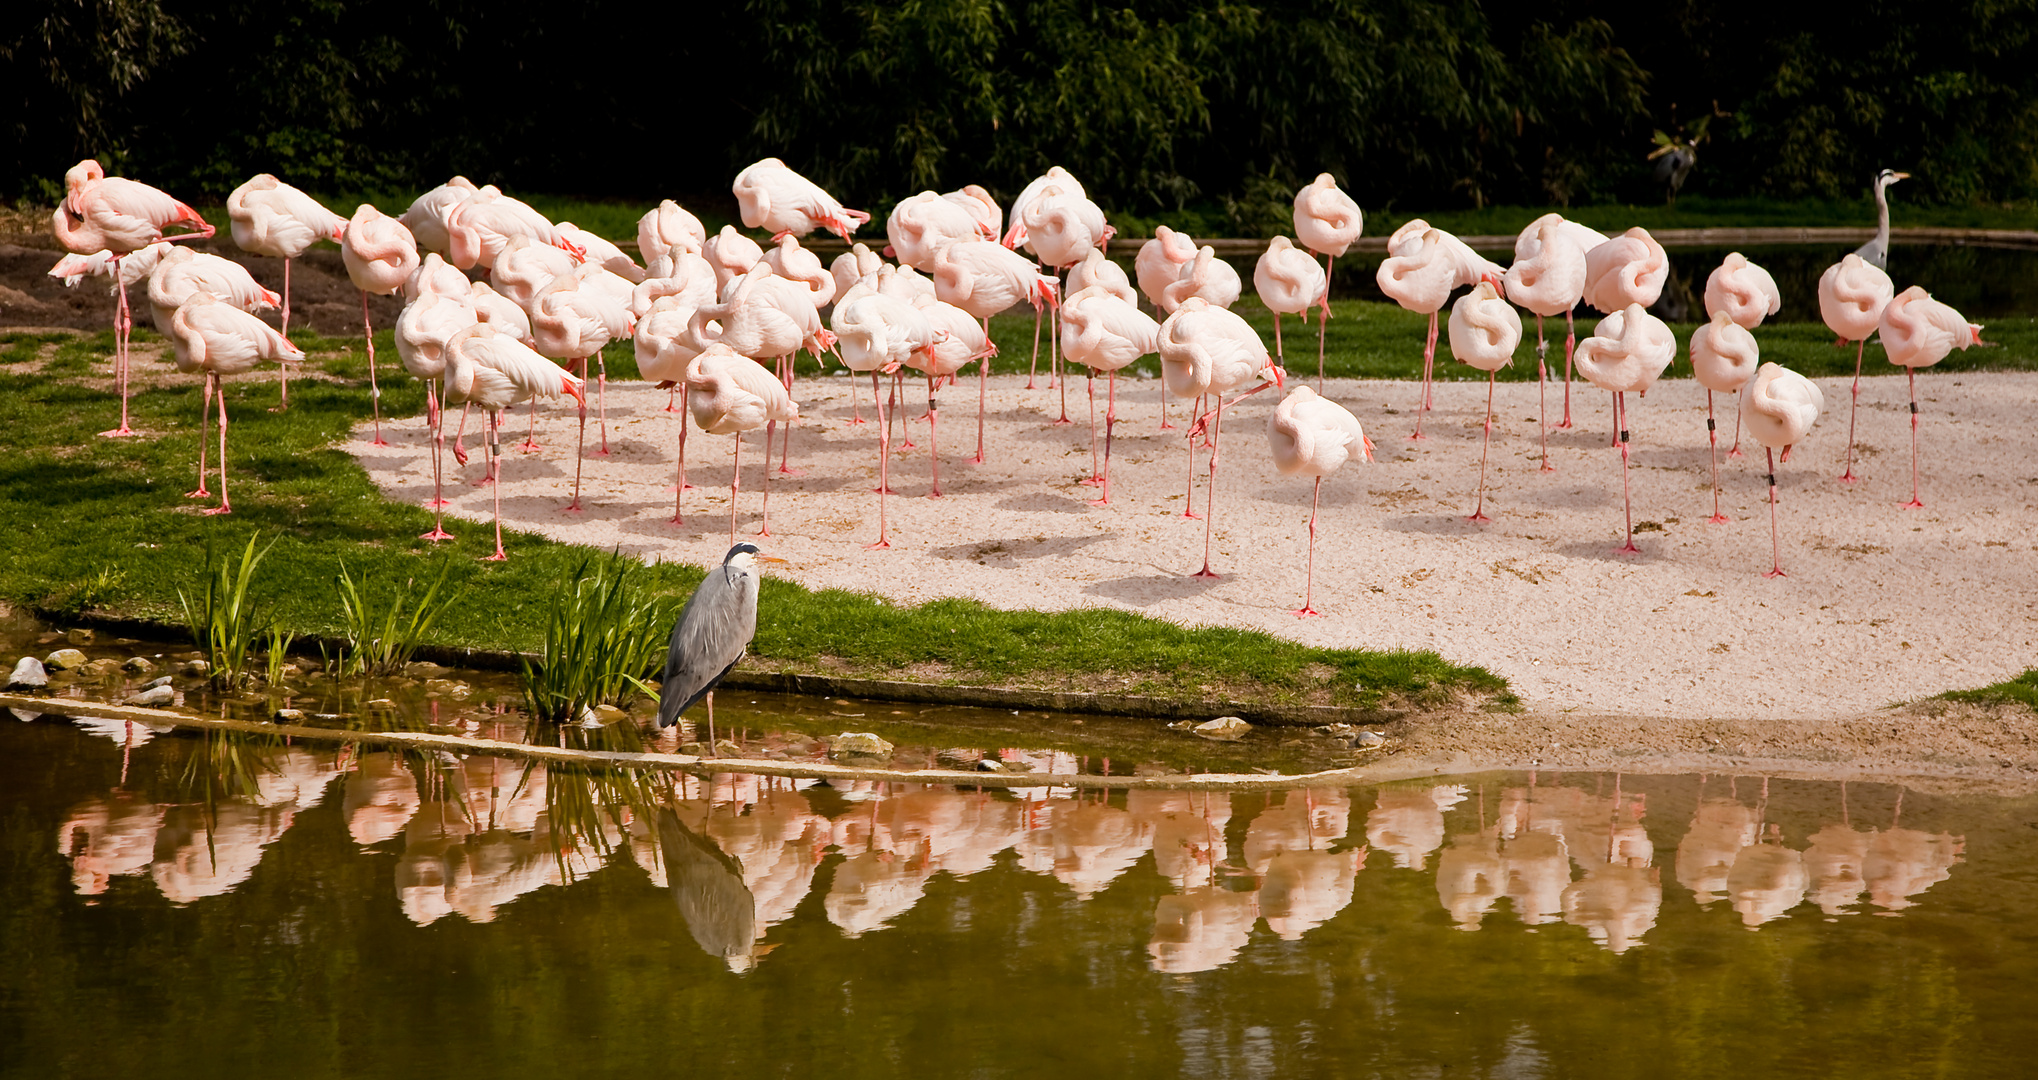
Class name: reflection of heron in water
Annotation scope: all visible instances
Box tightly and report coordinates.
[657,808,767,972]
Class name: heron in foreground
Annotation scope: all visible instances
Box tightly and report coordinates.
[658,542,786,750]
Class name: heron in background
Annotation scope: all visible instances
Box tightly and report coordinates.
[658,542,786,751]
[1854,169,1911,271]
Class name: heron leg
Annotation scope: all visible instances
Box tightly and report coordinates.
[187,372,213,498]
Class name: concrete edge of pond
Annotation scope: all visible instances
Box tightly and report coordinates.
[0,691,1374,792]
[47,610,1408,729]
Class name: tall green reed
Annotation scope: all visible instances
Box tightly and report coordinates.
[519,551,677,724]
[334,557,461,677]
[177,533,279,689]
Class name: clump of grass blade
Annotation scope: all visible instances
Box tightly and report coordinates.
[334,557,461,677]
[177,533,279,689]
[520,551,678,724]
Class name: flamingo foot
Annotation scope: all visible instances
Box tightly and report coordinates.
[1540,462,1556,473]
[202,505,233,516]
[517,439,541,453]
[1467,511,1492,524]
[865,536,892,550]
[1902,498,1926,510]
[419,527,455,542]
[1085,495,1110,508]
[1764,567,1788,579]
[184,486,210,499]
[1078,475,1104,487]
[777,464,804,477]
[482,551,508,563]
[99,426,139,438]
[562,499,584,514]
[970,452,985,465]
[427,497,452,508]
[472,473,493,486]
[1191,565,1220,579]
[845,415,868,426]
[1407,431,1427,441]
[1053,416,1073,427]
[1707,513,1731,525]
[371,436,390,448]
[595,447,612,457]
[1837,470,1859,484]
[1727,446,1745,459]
[1614,540,1641,555]
[1291,606,1323,618]
[1181,509,1201,520]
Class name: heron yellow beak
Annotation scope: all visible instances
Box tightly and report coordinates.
[756,555,790,565]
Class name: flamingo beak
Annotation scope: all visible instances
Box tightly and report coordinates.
[1269,365,1286,387]
[1481,272,1506,294]
[1362,434,1376,462]
[562,378,585,403]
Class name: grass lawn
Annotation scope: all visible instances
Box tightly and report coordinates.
[0,325,1513,714]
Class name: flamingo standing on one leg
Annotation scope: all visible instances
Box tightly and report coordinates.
[1136,226,1197,426]
[1571,304,1676,554]
[1254,237,1328,384]
[441,325,585,561]
[693,263,834,478]
[684,345,800,543]
[1582,227,1669,446]
[1511,214,1607,430]
[832,289,935,546]
[1446,276,1522,523]
[1020,184,1114,425]
[1375,228,1456,439]
[1704,250,1783,459]
[165,293,304,515]
[1268,385,1370,615]
[906,297,997,498]
[1502,218,1589,470]
[1878,287,1980,510]
[527,275,634,512]
[49,159,215,437]
[1060,286,1159,504]
[1292,174,1363,386]
[1159,298,1283,577]
[395,289,480,540]
[145,247,280,335]
[1689,310,1761,525]
[227,173,346,407]
[637,293,714,524]
[1741,363,1825,578]
[637,198,708,278]
[442,186,583,273]
[932,239,1059,463]
[733,157,871,240]
[340,205,421,447]
[398,176,478,257]
[1818,254,1896,483]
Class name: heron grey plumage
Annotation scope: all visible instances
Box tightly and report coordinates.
[1853,169,1911,272]
[657,808,763,972]
[658,542,784,742]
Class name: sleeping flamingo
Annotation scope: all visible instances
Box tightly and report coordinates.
[637,199,708,278]
[1292,174,1363,380]
[227,173,346,406]
[1002,166,1086,250]
[906,296,995,498]
[1254,236,1329,384]
[395,289,479,540]
[166,293,303,515]
[1159,298,1282,577]
[1582,228,1669,444]
[555,222,644,284]
[1879,287,1980,509]
[887,191,979,271]
[1267,385,1370,615]
[831,288,936,546]
[1019,185,1113,421]
[1689,310,1760,524]
[145,247,279,335]
[942,184,1002,239]
[443,186,582,271]
[398,176,478,256]
[1741,363,1824,578]
[442,324,585,561]
[1703,252,1783,457]
[50,159,215,436]
[685,344,801,541]
[636,291,715,524]
[1818,254,1896,482]
[693,263,835,476]
[761,234,838,310]
[527,274,634,512]
[1571,304,1676,554]
[1375,227,1456,438]
[340,204,420,447]
[1507,213,1607,431]
[932,239,1058,460]
[1136,226,1198,427]
[702,225,765,291]
[1503,218,1589,468]
[733,158,870,239]
[1446,277,1521,523]
[1060,285,1160,503]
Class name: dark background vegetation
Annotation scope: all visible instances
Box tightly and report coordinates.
[5,0,2036,226]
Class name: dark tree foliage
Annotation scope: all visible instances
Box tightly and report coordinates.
[3,0,2034,216]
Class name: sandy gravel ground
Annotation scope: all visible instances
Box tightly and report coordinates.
[348,365,2038,722]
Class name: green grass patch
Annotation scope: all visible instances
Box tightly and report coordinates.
[1940,670,2038,712]
[0,328,1509,714]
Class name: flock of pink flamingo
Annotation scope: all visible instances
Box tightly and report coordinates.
[48,157,1982,599]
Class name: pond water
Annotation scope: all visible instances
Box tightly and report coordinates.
[5,708,2033,1079]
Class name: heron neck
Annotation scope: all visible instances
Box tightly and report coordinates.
[1875,182,1892,247]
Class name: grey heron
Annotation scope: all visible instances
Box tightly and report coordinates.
[1853,169,1911,271]
[657,542,785,749]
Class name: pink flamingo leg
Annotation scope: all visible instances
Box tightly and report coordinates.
[275,257,293,411]
[1899,364,1915,509]
[1273,311,1283,368]
[1707,391,1729,524]
[1087,372,1117,507]
[483,413,507,561]
[1294,476,1323,617]
[1840,339,1866,483]
[1614,392,1639,554]
[1193,396,1226,577]
[1318,254,1334,390]
[421,383,454,542]
[1052,297,1072,425]
[926,377,943,497]
[670,408,689,524]
[362,291,388,446]
[595,349,610,455]
[1764,446,1787,578]
[974,318,991,464]
[1410,310,1437,439]
[847,373,866,426]
[1727,399,1744,458]
[1468,372,1495,523]
[203,379,233,515]
[518,399,541,453]
[892,372,915,451]
[776,354,802,476]
[187,372,213,498]
[666,386,679,414]
[868,371,892,549]
[729,429,742,545]
[1159,367,1175,430]
[1534,316,1553,472]
[1027,303,1042,389]
[1080,368,1102,485]
[564,357,587,513]
[1181,394,1202,519]
[1558,309,1576,428]
[759,421,775,535]
[101,261,138,438]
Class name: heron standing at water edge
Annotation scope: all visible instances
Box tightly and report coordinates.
[659,543,787,751]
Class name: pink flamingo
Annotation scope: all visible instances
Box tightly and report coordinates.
[1818,254,1896,482]
[684,344,801,541]
[1740,363,1825,578]
[1159,297,1283,577]
[573,261,643,454]
[831,289,936,545]
[943,184,1002,240]
[46,242,169,291]
[692,263,835,476]
[932,239,1059,462]
[50,159,215,436]
[1136,226,1198,428]
[398,176,478,257]
[761,234,838,309]
[1060,285,1159,503]
[702,225,764,292]
[733,158,871,240]
[340,205,420,447]
[145,248,279,335]
[405,252,471,303]
[637,199,707,278]
[1002,166,1086,250]
[1571,304,1676,553]
[1254,236,1329,384]
[1292,174,1364,382]
[1446,276,1521,523]
[555,222,644,283]
[444,186,582,271]
[526,275,634,512]
[166,293,304,515]
[887,191,980,271]
[1502,218,1588,468]
[636,292,716,524]
[395,289,479,540]
[1375,227,1456,439]
[442,325,585,560]
[1267,385,1370,615]
[1020,185,1114,423]
[227,173,345,406]
[1582,227,1669,445]
[1703,252,1783,457]
[1689,310,1760,524]
[906,297,995,498]
[1878,287,1980,509]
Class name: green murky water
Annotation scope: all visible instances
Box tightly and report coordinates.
[5,706,2034,1080]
